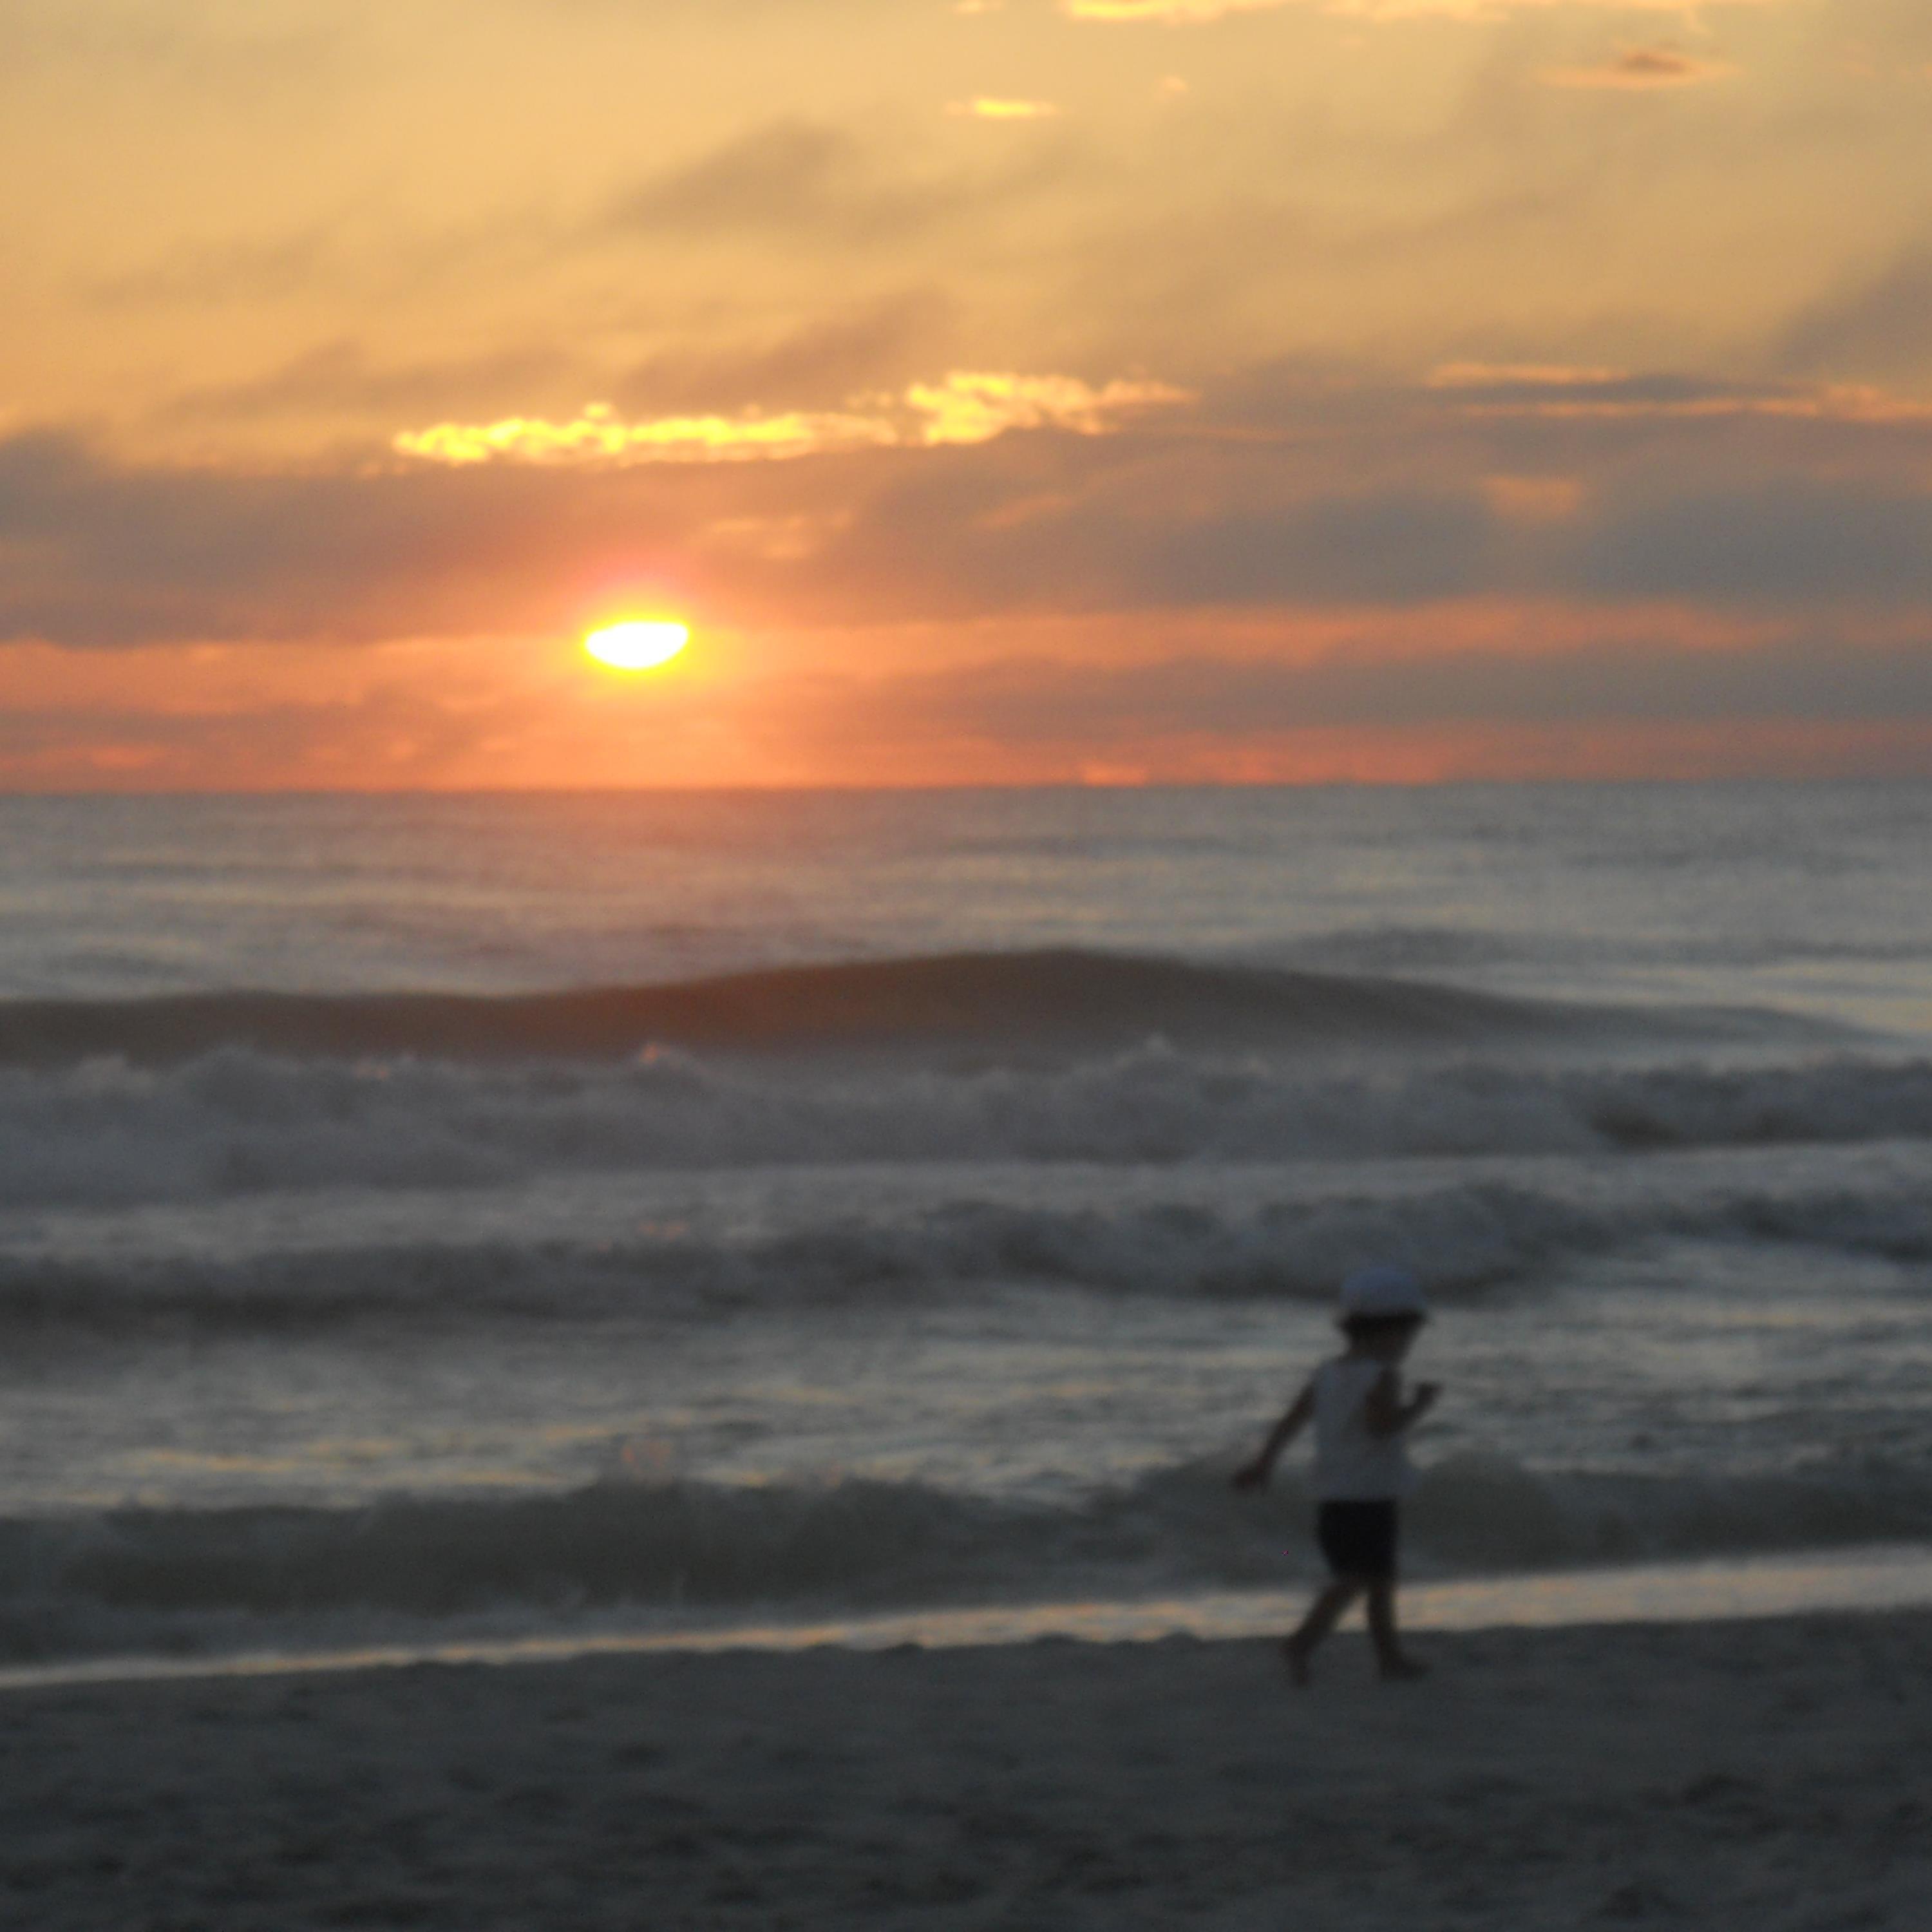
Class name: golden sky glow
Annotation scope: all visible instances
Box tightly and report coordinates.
[4,0,1932,786]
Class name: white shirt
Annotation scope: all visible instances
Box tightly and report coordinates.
[1311,1356,1416,1501]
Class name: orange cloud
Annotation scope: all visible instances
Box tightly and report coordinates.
[393,372,1194,468]
[393,402,898,468]
[902,372,1191,443]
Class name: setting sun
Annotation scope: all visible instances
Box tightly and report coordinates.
[583,621,689,671]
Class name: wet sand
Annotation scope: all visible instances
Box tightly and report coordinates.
[5,1610,1929,1929]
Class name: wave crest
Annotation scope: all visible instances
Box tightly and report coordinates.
[5,1173,1930,1333]
[0,948,1788,1068]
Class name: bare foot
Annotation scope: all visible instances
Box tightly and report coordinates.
[1281,1640,1312,1687]
[1378,1654,1429,1682]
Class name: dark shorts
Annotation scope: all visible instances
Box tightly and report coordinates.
[1315,1499,1400,1582]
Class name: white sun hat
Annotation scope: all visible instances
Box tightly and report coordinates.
[1338,1264,1428,1320]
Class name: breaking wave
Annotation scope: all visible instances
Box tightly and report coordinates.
[0,1037,1927,1211]
[6,1454,1932,1665]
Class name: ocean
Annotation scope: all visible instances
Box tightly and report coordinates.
[2,782,1930,1672]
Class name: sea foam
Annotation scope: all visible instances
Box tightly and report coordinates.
[0,1036,1926,1211]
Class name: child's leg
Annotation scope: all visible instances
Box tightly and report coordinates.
[1365,1580,1426,1680]
[1283,1578,1361,1683]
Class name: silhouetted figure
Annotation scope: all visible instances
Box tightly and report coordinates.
[1232,1265,1439,1683]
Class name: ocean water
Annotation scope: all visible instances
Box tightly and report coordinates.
[1,782,1929,1669]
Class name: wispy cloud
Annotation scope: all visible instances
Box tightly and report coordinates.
[1061,1,1281,19]
[946,98,1061,120]
[1065,0,1773,19]
[1541,47,1736,89]
[1778,247,1932,382]
[1350,0,1770,14]
[603,118,1061,248]
[88,225,339,308]
[615,292,955,417]
[1429,363,1629,390]
[394,372,1194,468]
[162,339,588,424]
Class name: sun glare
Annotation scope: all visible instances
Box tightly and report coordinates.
[583,620,689,670]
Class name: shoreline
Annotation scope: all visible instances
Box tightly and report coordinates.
[7,1538,1932,1697]
[4,1607,1929,1929]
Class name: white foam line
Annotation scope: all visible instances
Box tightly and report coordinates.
[5,1543,1932,1694]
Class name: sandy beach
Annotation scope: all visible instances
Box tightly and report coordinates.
[4,1609,1928,1931]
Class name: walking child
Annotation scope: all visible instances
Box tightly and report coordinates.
[1231,1265,1439,1683]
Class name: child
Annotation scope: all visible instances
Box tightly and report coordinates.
[1231,1265,1439,1684]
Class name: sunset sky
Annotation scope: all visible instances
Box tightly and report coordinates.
[7,0,1932,786]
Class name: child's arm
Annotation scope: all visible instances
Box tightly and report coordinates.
[1364,1370,1440,1439]
[1230,1383,1315,1490]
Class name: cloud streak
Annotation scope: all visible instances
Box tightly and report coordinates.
[6,437,1932,656]
[1425,366,1932,423]
[393,373,1194,468]
[394,402,901,468]
[1540,48,1736,89]
[851,636,1932,739]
